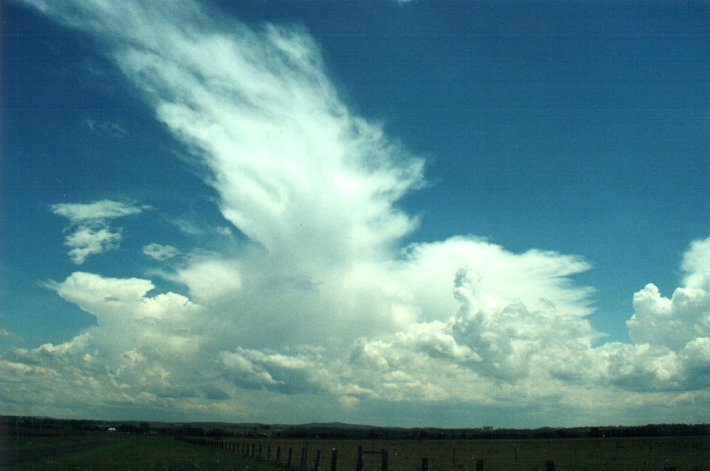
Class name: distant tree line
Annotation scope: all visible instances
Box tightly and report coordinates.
[1,415,707,440]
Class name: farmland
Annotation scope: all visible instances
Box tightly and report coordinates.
[197,436,710,471]
[1,417,708,470]
[1,431,279,470]
[5,435,707,470]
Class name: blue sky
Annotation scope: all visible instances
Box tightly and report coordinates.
[1,0,708,427]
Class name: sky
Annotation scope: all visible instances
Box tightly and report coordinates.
[0,0,708,428]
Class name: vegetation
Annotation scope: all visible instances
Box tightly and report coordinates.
[2,416,708,470]
[220,436,709,471]
[3,432,280,470]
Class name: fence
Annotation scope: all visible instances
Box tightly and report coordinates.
[175,437,693,471]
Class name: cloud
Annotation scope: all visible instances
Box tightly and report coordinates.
[172,257,242,303]
[51,200,145,222]
[63,225,122,265]
[10,0,710,425]
[220,347,325,394]
[626,238,710,350]
[142,243,181,261]
[83,118,126,137]
[24,0,424,272]
[51,271,202,326]
[0,328,18,339]
[51,200,148,264]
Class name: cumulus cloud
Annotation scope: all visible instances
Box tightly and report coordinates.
[9,0,710,425]
[591,236,710,392]
[51,271,202,327]
[627,238,710,350]
[51,200,148,264]
[172,257,242,303]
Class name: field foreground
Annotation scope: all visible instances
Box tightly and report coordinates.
[1,432,279,470]
[199,436,709,471]
[2,432,708,470]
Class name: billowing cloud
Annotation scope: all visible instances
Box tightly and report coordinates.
[626,238,710,350]
[172,257,242,303]
[52,200,149,264]
[7,0,710,426]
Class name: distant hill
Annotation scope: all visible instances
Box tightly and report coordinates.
[2,415,708,440]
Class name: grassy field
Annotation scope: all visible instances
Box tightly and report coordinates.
[1,431,279,470]
[2,432,708,470]
[221,436,710,471]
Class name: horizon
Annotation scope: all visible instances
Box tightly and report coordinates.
[7,414,709,432]
[1,0,708,428]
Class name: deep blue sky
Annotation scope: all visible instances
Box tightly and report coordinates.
[0,0,708,426]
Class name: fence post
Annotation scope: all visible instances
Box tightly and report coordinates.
[356,446,363,471]
[314,449,322,471]
[277,446,281,464]
[301,447,307,467]
[288,447,293,469]
[545,460,555,471]
[268,445,272,460]
[475,459,484,471]
[381,449,388,471]
[330,448,338,471]
[421,457,428,471]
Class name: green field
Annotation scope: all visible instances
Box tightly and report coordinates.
[1,431,279,470]
[2,432,708,470]
[217,436,710,471]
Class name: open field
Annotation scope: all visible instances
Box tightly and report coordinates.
[212,436,710,471]
[1,431,279,470]
[1,426,708,470]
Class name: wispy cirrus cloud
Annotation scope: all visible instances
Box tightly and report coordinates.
[142,243,181,261]
[51,200,149,264]
[83,118,126,138]
[6,0,708,426]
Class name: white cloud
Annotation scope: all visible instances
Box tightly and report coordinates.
[142,243,181,261]
[627,238,710,350]
[172,257,242,303]
[51,200,145,222]
[10,0,710,425]
[64,225,122,264]
[27,1,423,271]
[51,200,148,264]
[51,271,201,326]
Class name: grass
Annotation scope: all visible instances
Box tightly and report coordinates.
[3,433,708,470]
[3,433,281,471]
[227,436,710,471]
